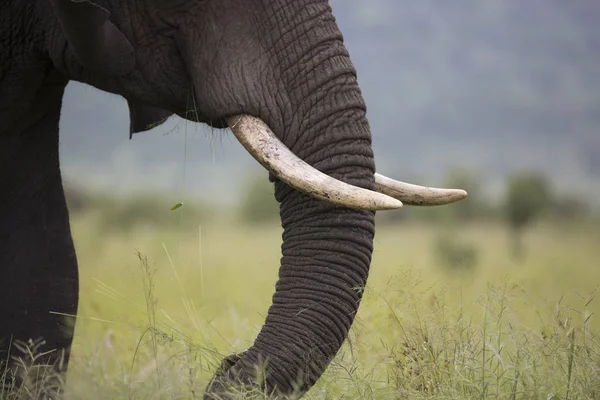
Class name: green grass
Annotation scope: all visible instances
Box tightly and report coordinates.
[4,217,600,399]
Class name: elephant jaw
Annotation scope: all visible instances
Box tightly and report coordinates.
[227,115,468,210]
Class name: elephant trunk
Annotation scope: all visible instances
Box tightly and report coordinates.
[210,101,375,399]
[257,112,375,394]
[205,4,377,397]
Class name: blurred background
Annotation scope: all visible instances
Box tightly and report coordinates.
[52,1,600,397]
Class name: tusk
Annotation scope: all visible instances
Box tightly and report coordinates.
[227,115,403,211]
[374,173,468,206]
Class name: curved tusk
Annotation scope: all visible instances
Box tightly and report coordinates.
[227,115,403,211]
[375,173,468,206]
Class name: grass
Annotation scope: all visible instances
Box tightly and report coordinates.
[3,216,600,399]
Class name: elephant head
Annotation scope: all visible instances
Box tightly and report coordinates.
[45,0,466,397]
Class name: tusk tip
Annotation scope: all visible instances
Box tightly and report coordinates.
[434,188,469,205]
[455,189,469,200]
[378,196,403,210]
[451,189,469,202]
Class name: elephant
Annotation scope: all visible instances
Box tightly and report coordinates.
[0,0,467,398]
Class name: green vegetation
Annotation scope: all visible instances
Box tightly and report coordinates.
[3,216,599,398]
[504,172,554,260]
[3,170,599,399]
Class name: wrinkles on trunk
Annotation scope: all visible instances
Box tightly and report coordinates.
[209,173,376,397]
[206,67,376,400]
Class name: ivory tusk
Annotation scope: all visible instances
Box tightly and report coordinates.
[374,173,468,206]
[227,115,403,211]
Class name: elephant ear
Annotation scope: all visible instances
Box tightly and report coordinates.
[49,0,135,76]
[127,100,173,137]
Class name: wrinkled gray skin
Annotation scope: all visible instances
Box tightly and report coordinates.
[1,0,379,397]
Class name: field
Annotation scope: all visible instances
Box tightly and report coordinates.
[5,215,600,399]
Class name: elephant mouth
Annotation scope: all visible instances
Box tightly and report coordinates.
[226,114,468,210]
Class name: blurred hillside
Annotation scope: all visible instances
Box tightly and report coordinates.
[59,0,600,204]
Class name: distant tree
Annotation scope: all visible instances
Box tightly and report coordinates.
[504,171,554,260]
